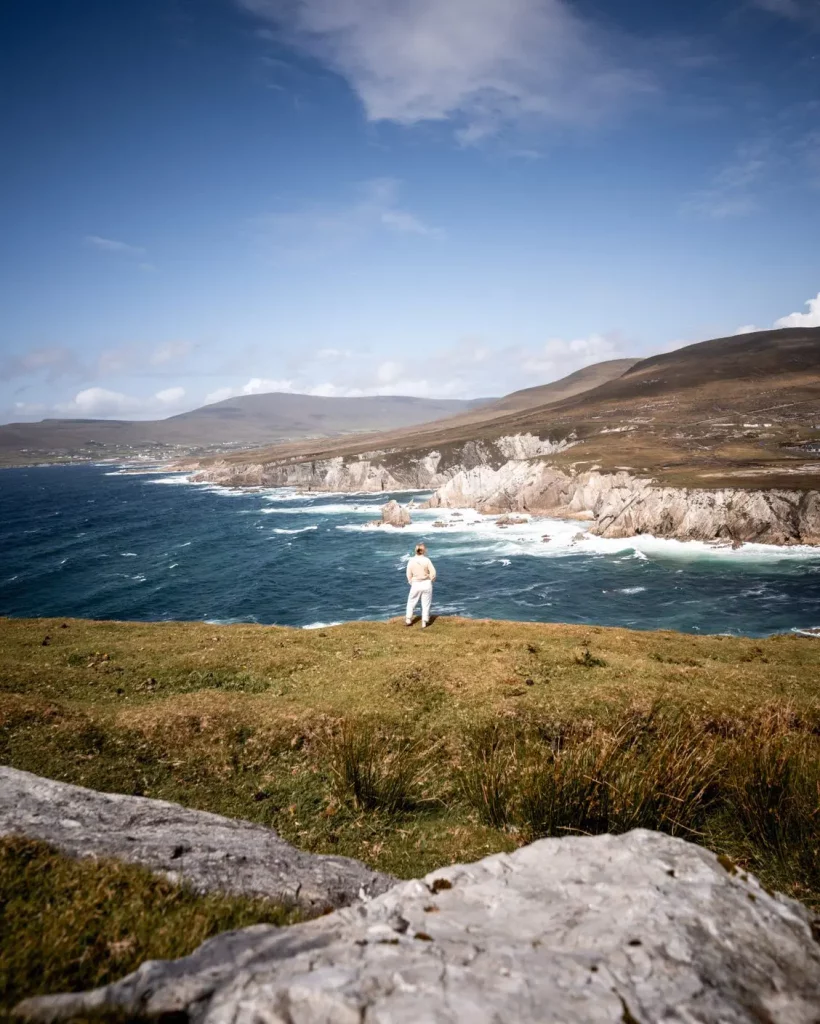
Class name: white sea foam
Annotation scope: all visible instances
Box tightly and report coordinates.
[263,502,385,516]
[302,621,343,629]
[205,616,259,625]
[619,586,647,595]
[271,525,318,535]
[121,552,138,557]
[145,475,193,485]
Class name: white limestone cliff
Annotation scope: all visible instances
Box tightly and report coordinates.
[188,433,820,546]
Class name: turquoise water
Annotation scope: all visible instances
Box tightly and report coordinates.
[1,464,818,636]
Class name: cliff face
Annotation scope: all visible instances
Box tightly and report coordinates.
[428,463,820,545]
[189,433,820,546]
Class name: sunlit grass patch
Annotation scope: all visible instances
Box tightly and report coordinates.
[0,836,300,1017]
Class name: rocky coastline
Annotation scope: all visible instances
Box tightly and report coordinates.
[187,432,820,547]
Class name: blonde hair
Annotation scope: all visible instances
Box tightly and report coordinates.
[415,544,426,556]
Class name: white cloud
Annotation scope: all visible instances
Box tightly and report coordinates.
[734,324,759,335]
[204,378,297,404]
[255,177,443,258]
[84,235,146,257]
[156,386,186,404]
[315,347,353,360]
[51,386,189,419]
[238,0,648,140]
[376,360,404,385]
[522,332,621,376]
[379,209,444,237]
[60,387,142,418]
[774,291,820,328]
[150,341,195,365]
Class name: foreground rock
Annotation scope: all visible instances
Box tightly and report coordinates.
[16,829,820,1024]
[0,767,393,910]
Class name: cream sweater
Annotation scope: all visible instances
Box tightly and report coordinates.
[406,555,437,583]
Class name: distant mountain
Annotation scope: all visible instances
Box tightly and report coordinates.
[0,393,492,464]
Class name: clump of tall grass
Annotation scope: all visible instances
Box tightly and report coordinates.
[325,721,431,813]
[724,708,820,892]
[457,703,819,885]
[457,724,520,829]
[519,711,719,839]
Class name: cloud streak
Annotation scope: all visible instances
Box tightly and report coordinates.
[254,177,444,259]
[84,235,146,257]
[684,142,770,219]
[238,0,650,140]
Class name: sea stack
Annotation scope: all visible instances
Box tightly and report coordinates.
[381,499,411,527]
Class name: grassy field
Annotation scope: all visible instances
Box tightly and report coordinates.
[2,614,819,1009]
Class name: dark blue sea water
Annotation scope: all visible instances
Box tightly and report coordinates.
[1,464,818,636]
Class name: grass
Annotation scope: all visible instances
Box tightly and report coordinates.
[0,835,300,1019]
[1,614,819,1008]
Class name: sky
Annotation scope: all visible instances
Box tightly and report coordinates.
[1,0,819,423]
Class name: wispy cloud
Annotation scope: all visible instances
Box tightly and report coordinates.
[237,0,650,141]
[84,235,146,257]
[253,177,444,259]
[683,141,770,219]
[0,346,84,383]
[750,0,819,22]
[2,341,196,386]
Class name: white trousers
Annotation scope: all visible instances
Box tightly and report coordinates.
[406,580,433,624]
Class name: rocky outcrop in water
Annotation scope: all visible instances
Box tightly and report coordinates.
[0,767,393,910]
[15,828,820,1024]
[188,433,820,546]
[380,499,411,527]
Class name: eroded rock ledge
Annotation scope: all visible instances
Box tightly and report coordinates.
[188,433,820,545]
[16,829,820,1024]
[0,767,394,910]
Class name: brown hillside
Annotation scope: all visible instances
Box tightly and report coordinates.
[201,329,820,491]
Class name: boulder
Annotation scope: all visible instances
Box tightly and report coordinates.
[15,829,820,1024]
[496,514,529,526]
[0,766,393,911]
[381,499,411,527]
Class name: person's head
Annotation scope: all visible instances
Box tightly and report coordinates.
[415,544,426,557]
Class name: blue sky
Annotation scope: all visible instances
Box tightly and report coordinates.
[1,0,819,422]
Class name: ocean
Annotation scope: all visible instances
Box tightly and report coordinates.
[1,464,818,637]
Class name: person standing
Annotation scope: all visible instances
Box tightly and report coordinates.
[405,543,437,628]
